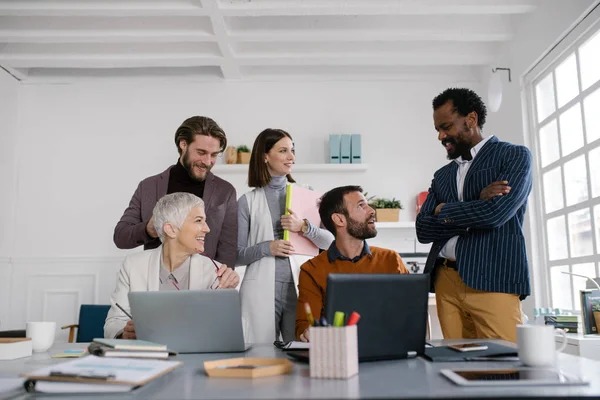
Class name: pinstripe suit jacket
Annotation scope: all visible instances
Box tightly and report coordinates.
[416,136,532,297]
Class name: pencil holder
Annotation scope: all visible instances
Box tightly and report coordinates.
[309,325,358,379]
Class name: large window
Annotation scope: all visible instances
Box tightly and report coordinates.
[530,25,600,311]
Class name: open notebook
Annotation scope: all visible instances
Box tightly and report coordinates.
[21,355,182,393]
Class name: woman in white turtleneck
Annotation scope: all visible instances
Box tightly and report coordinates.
[236,129,334,344]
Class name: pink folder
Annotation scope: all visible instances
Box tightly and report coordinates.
[285,185,322,256]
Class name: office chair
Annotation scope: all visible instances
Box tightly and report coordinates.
[0,329,26,338]
[61,304,110,342]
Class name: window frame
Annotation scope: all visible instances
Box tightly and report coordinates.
[523,4,600,312]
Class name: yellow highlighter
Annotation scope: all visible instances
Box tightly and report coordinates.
[333,311,345,327]
[283,184,292,241]
[304,302,315,327]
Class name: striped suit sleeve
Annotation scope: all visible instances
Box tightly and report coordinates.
[416,178,468,244]
[437,146,532,229]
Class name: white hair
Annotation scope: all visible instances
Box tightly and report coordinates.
[153,192,205,242]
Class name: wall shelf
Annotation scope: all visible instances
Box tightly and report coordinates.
[375,221,415,229]
[213,163,369,173]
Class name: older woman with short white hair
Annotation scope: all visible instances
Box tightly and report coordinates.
[104,192,239,339]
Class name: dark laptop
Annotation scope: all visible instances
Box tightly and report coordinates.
[288,273,429,362]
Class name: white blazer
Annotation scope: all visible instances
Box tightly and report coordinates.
[104,246,219,339]
[239,188,310,344]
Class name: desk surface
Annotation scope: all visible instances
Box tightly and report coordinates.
[1,339,600,399]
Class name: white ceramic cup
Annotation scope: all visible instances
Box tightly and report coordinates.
[517,324,567,367]
[26,321,56,352]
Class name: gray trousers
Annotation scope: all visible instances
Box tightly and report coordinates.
[275,281,297,342]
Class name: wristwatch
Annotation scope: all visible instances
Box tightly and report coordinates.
[301,219,309,234]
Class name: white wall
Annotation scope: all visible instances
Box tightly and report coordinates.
[4,78,479,337]
[0,70,19,256]
[14,79,481,258]
[483,0,598,316]
[0,69,19,330]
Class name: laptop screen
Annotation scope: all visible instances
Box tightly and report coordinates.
[324,273,429,361]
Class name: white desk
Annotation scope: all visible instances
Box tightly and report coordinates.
[1,339,600,399]
[556,332,600,361]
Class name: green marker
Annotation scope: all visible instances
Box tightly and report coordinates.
[283,184,292,241]
[333,311,345,327]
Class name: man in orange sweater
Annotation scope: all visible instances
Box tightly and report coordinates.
[296,185,408,342]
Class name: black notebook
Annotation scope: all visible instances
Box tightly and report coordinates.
[423,342,518,362]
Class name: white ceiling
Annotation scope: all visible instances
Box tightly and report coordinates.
[0,0,540,83]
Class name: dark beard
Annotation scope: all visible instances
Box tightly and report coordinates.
[182,150,211,182]
[442,138,472,160]
[346,216,377,240]
[442,122,472,160]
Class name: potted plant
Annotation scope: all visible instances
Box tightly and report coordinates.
[368,196,403,222]
[237,145,251,164]
[593,303,600,335]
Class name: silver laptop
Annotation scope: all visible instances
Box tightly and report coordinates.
[128,290,250,353]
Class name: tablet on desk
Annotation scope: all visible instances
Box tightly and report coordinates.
[441,368,589,387]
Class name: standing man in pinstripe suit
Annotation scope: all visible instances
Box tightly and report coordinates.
[416,88,532,343]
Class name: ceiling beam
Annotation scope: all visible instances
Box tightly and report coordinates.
[0,55,222,69]
[0,0,537,17]
[0,31,216,44]
[224,14,513,42]
[229,30,512,42]
[217,0,537,16]
[0,30,510,44]
[21,66,224,83]
[0,1,208,17]
[236,54,494,66]
[201,0,240,79]
[0,63,27,81]
[0,16,216,43]
[0,29,509,44]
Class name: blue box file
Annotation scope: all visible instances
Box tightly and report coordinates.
[329,134,341,164]
[340,134,351,164]
[350,134,361,164]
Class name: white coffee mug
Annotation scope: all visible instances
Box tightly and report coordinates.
[26,321,56,352]
[517,324,567,367]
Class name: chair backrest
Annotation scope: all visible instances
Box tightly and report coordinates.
[76,305,111,342]
[0,330,26,338]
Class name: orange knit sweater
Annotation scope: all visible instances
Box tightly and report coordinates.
[294,246,408,339]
